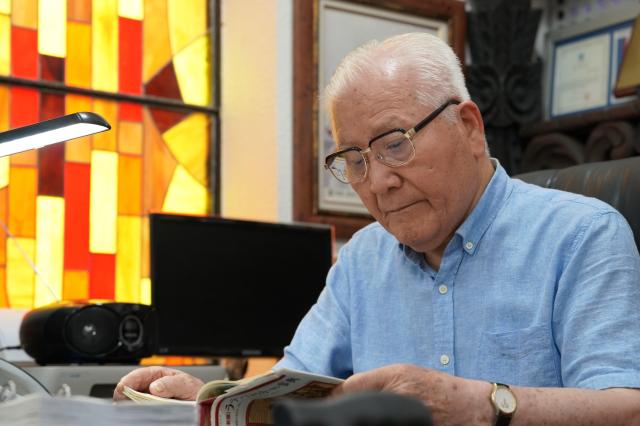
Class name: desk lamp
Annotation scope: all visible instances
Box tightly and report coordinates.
[0,112,110,157]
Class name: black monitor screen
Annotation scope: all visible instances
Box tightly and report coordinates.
[150,213,333,357]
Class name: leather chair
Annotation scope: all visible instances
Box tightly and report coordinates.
[514,156,640,250]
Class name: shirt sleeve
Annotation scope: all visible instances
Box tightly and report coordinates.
[274,243,354,378]
[554,210,640,389]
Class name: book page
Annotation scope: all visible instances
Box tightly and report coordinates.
[210,369,343,426]
[123,386,196,406]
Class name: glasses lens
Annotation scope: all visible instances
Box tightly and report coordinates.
[372,131,414,166]
[328,150,366,183]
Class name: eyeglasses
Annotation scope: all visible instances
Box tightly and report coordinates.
[324,99,460,184]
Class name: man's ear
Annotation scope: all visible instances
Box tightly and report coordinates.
[457,100,486,157]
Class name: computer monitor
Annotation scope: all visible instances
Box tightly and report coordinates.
[150,213,334,357]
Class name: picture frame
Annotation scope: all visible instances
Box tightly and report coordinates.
[293,0,466,239]
[614,14,640,98]
[544,4,640,119]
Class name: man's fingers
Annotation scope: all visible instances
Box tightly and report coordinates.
[149,374,205,400]
[113,366,184,401]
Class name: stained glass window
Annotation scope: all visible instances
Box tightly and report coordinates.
[0,0,218,308]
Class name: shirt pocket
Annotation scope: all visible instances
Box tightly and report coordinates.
[477,325,560,386]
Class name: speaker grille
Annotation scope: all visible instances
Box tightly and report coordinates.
[65,306,120,355]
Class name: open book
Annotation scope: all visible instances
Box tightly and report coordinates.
[123,368,343,426]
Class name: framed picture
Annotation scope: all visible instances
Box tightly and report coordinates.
[544,4,640,119]
[293,0,465,239]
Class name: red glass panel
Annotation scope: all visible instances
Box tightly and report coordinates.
[149,107,188,133]
[120,102,142,122]
[10,87,39,128]
[40,55,65,82]
[144,62,182,101]
[64,162,90,269]
[11,26,37,78]
[38,93,65,196]
[119,17,142,94]
[89,253,115,299]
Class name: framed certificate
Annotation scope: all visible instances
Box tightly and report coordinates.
[292,0,466,238]
[545,5,639,119]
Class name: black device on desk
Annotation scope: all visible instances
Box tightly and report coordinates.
[150,213,334,357]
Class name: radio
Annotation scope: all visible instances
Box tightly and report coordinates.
[19,302,156,365]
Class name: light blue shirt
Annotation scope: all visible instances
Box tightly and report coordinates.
[276,161,640,389]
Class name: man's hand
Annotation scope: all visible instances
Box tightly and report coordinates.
[334,364,494,426]
[113,366,205,401]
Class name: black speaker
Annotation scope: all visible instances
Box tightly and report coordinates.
[19,302,156,365]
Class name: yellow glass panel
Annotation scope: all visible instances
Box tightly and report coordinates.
[93,99,118,150]
[117,154,141,215]
[0,0,10,14]
[66,22,92,88]
[34,196,64,307]
[90,151,118,254]
[140,277,151,306]
[38,0,66,58]
[6,237,35,308]
[118,0,142,20]
[0,14,9,76]
[9,167,36,237]
[162,165,208,214]
[0,157,7,188]
[167,0,205,55]
[11,0,37,29]
[143,0,171,83]
[163,113,208,186]
[118,121,142,155]
[65,95,93,162]
[141,215,149,278]
[173,35,210,106]
[0,267,7,307]
[116,216,141,303]
[63,270,89,301]
[92,0,118,92]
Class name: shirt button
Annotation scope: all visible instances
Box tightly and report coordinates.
[438,284,448,294]
[465,241,474,250]
[440,354,450,365]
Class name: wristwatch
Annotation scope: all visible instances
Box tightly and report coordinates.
[489,382,517,426]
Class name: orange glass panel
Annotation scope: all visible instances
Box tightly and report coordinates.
[0,14,9,76]
[0,85,7,130]
[11,0,37,29]
[65,95,93,162]
[143,108,176,212]
[6,237,35,308]
[0,267,7,307]
[9,167,36,238]
[68,0,91,23]
[117,154,141,215]
[163,113,209,186]
[93,99,118,150]
[143,0,171,83]
[66,22,92,88]
[63,270,89,301]
[0,187,6,265]
[92,0,118,92]
[118,120,142,155]
[9,151,37,166]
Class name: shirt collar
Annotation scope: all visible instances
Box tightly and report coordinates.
[399,158,513,259]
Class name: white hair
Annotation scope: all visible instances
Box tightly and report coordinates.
[324,32,470,120]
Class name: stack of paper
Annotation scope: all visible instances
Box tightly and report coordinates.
[0,394,197,426]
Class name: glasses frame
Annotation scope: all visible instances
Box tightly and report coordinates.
[324,98,461,184]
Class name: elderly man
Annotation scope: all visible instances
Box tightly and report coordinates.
[115,33,640,425]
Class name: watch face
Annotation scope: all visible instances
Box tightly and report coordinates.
[495,387,517,414]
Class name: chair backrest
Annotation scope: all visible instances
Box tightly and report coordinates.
[515,157,640,250]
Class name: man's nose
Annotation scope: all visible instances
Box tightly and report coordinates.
[366,156,401,194]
